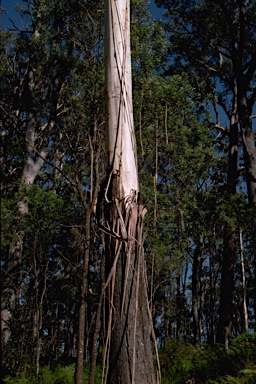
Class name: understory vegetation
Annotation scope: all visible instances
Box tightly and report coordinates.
[3,333,256,383]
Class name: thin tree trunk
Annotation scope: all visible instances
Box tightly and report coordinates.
[239,229,248,332]
[89,244,105,384]
[139,89,145,157]
[75,133,101,383]
[175,274,181,339]
[216,106,238,347]
[192,237,203,345]
[150,115,158,316]
[208,246,216,345]
[33,247,48,377]
[75,208,91,384]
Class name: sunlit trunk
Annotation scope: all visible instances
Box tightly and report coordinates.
[239,229,248,332]
[103,1,156,383]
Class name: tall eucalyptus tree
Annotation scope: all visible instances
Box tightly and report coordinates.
[103,0,156,382]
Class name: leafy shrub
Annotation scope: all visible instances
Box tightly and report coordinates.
[159,333,256,383]
[3,363,102,384]
[3,365,75,384]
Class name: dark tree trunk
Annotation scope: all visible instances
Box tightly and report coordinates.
[216,118,238,346]
[89,248,105,384]
[208,247,216,345]
[216,225,237,346]
[104,175,155,384]
[175,274,181,340]
[75,209,91,384]
[238,91,256,203]
[192,237,203,345]
[107,250,154,384]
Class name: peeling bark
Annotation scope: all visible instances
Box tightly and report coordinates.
[104,182,154,384]
[103,0,156,382]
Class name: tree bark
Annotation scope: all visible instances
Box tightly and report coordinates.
[104,176,154,384]
[216,112,238,346]
[103,1,155,382]
[192,237,203,345]
[75,208,91,384]
[236,3,256,204]
[208,246,216,345]
[239,229,248,333]
[216,225,237,347]
[237,90,256,203]
[89,249,105,384]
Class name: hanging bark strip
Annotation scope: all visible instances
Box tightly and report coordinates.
[101,193,156,384]
[102,0,159,383]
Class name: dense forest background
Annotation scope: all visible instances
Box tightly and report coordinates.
[1,0,256,383]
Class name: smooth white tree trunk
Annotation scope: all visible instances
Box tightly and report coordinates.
[105,0,138,198]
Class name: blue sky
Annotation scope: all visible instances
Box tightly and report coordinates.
[1,0,163,29]
[1,0,24,29]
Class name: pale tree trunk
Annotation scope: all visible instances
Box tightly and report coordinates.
[150,116,158,316]
[103,1,156,383]
[33,241,48,377]
[239,229,248,332]
[1,110,46,346]
[208,246,216,345]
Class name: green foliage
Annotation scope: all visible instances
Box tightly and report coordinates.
[3,364,102,384]
[3,365,75,384]
[159,334,256,384]
[38,365,75,384]
[209,368,256,384]
[133,69,217,341]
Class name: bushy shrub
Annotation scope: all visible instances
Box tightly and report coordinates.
[3,363,102,384]
[3,365,75,384]
[159,333,256,383]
